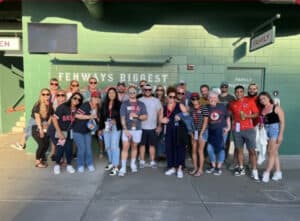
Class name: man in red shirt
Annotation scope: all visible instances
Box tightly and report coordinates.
[229,85,259,181]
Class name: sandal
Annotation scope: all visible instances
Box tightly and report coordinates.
[194,170,203,177]
[189,169,197,175]
[35,162,47,168]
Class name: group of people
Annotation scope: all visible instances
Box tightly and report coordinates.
[18,77,285,183]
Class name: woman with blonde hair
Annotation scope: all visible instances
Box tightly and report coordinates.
[49,89,67,161]
[32,88,54,168]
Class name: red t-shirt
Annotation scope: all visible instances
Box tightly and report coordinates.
[229,97,259,130]
[245,96,259,126]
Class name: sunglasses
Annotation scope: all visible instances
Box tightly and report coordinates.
[50,82,58,86]
[42,93,50,96]
[71,84,79,87]
[140,84,145,88]
[221,86,228,88]
[168,96,176,99]
[129,91,136,94]
[144,89,152,92]
[191,97,199,101]
[89,81,97,84]
[57,94,65,97]
[177,92,185,95]
[72,97,81,101]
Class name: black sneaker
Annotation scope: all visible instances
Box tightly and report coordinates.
[234,167,246,176]
[213,168,222,176]
[206,167,215,174]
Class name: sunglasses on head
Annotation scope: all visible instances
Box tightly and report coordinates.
[50,82,58,86]
[57,94,65,97]
[89,81,97,84]
[42,93,50,96]
[72,97,81,101]
[168,95,176,99]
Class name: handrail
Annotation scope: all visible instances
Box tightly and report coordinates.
[6,94,25,113]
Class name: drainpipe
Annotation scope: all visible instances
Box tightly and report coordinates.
[261,0,300,4]
[81,0,103,19]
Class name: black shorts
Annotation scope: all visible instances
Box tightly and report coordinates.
[140,129,157,146]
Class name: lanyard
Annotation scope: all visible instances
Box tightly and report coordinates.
[166,104,175,118]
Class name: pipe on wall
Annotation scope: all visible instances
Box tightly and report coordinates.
[261,0,298,4]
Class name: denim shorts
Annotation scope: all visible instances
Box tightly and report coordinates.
[192,129,208,142]
[265,123,280,140]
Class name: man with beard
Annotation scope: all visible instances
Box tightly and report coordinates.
[218,81,235,160]
[117,81,129,102]
[246,83,259,126]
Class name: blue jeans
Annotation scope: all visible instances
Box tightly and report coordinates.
[55,138,73,165]
[103,126,121,166]
[207,133,228,164]
[73,132,93,168]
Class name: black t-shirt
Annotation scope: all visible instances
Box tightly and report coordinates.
[73,102,92,134]
[31,103,54,122]
[54,103,76,131]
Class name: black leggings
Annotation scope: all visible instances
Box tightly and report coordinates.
[32,126,50,161]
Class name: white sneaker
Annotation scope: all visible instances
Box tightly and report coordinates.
[139,161,145,169]
[150,161,157,169]
[104,164,113,171]
[262,171,270,183]
[88,165,95,172]
[66,165,75,174]
[109,167,119,176]
[78,166,84,173]
[177,169,184,178]
[118,167,126,176]
[10,143,24,151]
[54,165,61,175]
[165,168,176,176]
[252,169,259,182]
[131,164,138,173]
[272,171,282,181]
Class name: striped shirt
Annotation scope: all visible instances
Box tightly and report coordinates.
[190,105,209,131]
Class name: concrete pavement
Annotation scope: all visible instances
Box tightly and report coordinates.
[0,132,300,221]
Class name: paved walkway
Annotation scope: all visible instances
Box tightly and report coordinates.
[0,132,300,221]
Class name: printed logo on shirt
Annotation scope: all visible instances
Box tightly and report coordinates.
[210,111,220,121]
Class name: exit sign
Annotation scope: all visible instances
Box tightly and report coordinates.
[0,37,21,51]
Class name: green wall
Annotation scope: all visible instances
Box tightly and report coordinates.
[22,2,300,154]
[0,56,24,133]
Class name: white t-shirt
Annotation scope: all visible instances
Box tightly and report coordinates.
[139,96,162,130]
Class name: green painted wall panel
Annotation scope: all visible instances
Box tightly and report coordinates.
[0,57,24,133]
[22,1,300,154]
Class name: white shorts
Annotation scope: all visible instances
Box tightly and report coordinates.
[122,130,142,143]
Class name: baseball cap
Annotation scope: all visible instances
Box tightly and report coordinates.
[220,81,229,87]
[91,91,100,98]
[190,92,200,99]
[117,81,126,87]
[179,80,186,85]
